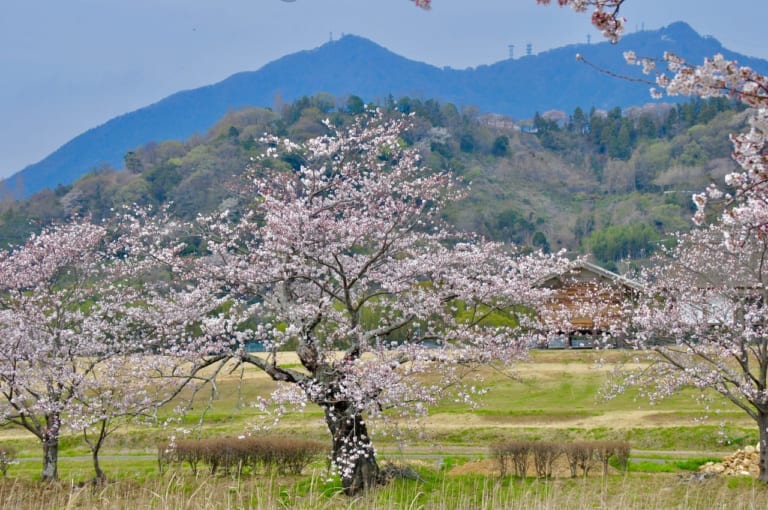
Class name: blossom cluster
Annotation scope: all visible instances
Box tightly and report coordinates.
[416,1,626,40]
[538,1,626,42]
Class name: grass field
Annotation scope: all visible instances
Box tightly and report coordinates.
[0,350,765,509]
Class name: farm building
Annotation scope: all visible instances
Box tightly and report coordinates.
[537,261,641,348]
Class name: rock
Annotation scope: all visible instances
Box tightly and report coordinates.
[698,445,762,478]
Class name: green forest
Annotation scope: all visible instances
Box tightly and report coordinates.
[0,94,746,270]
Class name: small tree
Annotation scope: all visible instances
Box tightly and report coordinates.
[0,221,128,481]
[68,352,192,482]
[153,112,563,495]
[0,219,206,482]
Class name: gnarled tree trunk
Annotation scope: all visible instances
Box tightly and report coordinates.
[323,401,379,496]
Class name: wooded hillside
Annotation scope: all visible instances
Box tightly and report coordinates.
[0,95,745,269]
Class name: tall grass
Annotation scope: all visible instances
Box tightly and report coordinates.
[0,468,767,509]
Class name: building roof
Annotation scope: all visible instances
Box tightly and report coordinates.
[539,261,643,291]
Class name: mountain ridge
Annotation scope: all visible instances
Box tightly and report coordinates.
[4,21,766,199]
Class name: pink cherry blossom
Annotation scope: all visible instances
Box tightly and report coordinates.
[611,222,768,481]
[149,111,565,494]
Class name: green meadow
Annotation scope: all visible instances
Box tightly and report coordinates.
[0,350,765,509]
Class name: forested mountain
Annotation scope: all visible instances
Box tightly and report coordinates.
[2,21,765,199]
[0,95,746,269]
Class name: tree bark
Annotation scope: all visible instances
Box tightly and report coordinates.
[86,420,108,483]
[92,449,105,483]
[758,411,768,483]
[323,402,380,496]
[41,414,61,482]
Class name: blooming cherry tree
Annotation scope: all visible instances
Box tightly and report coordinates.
[0,220,134,481]
[0,218,217,482]
[611,221,768,481]
[165,112,563,494]
[537,0,768,482]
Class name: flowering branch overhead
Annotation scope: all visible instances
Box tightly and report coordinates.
[536,0,626,42]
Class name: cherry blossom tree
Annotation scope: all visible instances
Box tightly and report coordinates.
[0,220,132,481]
[608,220,768,481]
[0,219,216,482]
[416,0,768,479]
[66,354,176,482]
[538,0,768,482]
[156,111,564,495]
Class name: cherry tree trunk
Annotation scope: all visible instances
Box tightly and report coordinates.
[41,439,59,482]
[758,412,768,483]
[323,402,380,496]
[41,416,61,482]
[92,450,105,483]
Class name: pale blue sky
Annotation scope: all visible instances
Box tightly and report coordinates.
[1,0,766,179]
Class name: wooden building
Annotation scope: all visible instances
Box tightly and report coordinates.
[537,262,641,348]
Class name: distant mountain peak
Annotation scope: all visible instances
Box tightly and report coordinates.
[659,21,719,46]
[4,22,767,199]
[661,21,698,36]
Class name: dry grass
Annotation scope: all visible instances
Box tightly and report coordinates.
[0,468,767,509]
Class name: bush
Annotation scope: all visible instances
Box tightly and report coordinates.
[563,441,596,477]
[532,441,561,478]
[0,446,17,477]
[491,441,530,478]
[158,437,326,477]
[491,440,629,479]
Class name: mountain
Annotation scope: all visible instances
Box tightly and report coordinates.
[4,21,767,198]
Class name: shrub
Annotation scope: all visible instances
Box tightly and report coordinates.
[563,441,597,477]
[607,441,630,473]
[158,437,326,477]
[531,441,561,478]
[490,441,530,478]
[491,439,634,479]
[0,446,17,477]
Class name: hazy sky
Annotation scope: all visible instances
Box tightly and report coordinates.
[1,0,766,179]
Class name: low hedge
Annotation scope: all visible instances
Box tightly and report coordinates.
[158,437,326,476]
[491,440,629,478]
